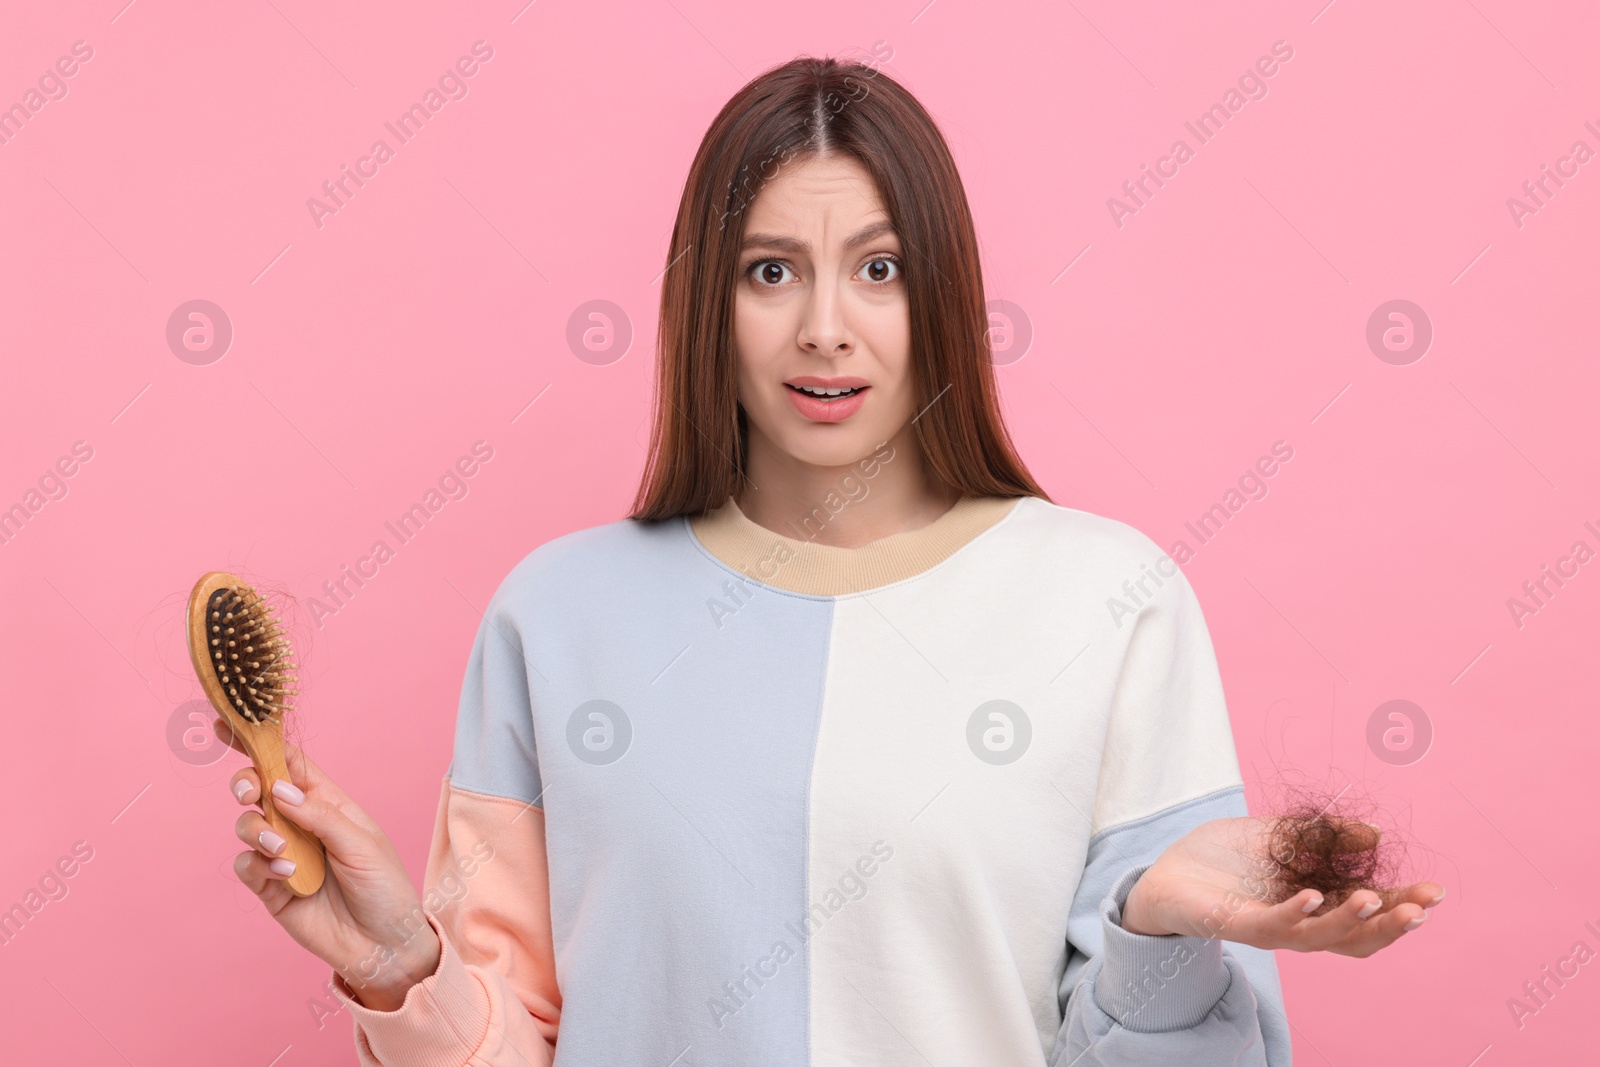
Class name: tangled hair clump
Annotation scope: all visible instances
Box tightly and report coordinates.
[1254,783,1413,918]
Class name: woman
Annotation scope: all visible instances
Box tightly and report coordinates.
[219,54,1444,1066]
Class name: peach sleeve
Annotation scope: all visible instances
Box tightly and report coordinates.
[327,776,562,1067]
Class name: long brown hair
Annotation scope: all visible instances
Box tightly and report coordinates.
[628,52,1049,521]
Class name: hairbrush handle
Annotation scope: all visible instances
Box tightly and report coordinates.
[246,728,328,898]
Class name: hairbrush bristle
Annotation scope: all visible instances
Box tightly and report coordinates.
[205,583,298,725]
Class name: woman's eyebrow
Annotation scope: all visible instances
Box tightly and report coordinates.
[740,220,897,254]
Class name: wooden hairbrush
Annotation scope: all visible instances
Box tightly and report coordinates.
[186,571,326,897]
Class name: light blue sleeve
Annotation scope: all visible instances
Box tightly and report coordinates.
[1047,786,1292,1066]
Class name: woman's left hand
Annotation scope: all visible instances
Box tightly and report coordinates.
[1118,816,1445,958]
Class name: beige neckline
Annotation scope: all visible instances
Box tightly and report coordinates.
[688,493,1025,596]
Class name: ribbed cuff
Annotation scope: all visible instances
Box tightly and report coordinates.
[329,911,491,1067]
[1092,862,1232,1032]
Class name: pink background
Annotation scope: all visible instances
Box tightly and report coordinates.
[2,0,1596,1063]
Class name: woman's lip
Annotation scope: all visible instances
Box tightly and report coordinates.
[785,376,870,389]
[785,383,869,423]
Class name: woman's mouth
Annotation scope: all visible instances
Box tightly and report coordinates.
[784,382,869,423]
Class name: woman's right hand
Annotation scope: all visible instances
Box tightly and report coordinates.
[217,716,442,1011]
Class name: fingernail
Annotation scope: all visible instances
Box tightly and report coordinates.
[233,780,254,802]
[1403,913,1427,932]
[272,779,305,806]
[1357,900,1382,919]
[269,857,297,877]
[1301,894,1324,914]
[259,830,287,856]
[1362,822,1384,835]
[1426,888,1446,908]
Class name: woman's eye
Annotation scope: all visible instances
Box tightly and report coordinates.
[748,260,794,286]
[861,256,902,284]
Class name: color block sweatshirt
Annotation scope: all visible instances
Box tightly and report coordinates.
[328,492,1292,1066]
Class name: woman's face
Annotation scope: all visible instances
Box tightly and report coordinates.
[733,153,913,473]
